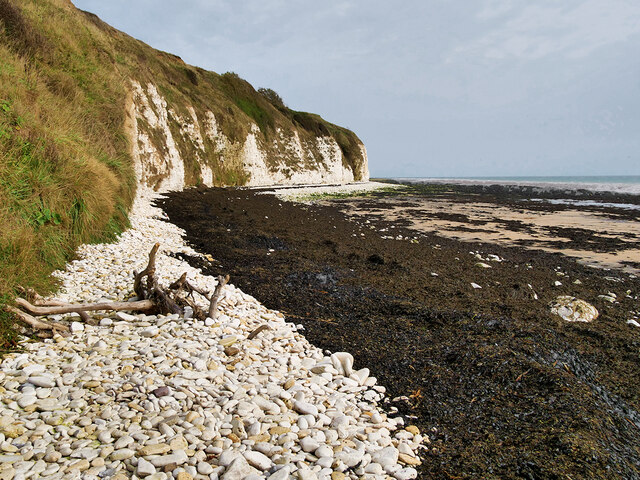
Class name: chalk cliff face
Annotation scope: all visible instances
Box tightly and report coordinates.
[0,0,370,305]
[4,0,370,196]
[129,81,369,192]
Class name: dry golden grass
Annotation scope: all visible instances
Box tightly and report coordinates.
[0,0,133,346]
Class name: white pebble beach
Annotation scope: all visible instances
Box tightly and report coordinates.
[0,186,424,480]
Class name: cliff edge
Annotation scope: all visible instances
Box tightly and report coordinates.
[0,0,368,332]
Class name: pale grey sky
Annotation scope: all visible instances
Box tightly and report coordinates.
[73,0,640,177]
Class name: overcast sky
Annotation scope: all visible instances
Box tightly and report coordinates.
[73,0,640,178]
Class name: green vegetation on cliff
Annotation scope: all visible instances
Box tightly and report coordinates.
[0,0,366,346]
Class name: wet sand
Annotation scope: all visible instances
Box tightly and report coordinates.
[332,196,640,272]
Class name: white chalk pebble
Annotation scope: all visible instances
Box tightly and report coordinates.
[0,186,426,480]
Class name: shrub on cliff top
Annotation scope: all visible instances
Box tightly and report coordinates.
[258,87,286,110]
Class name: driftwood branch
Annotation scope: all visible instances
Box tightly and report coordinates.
[248,324,271,340]
[131,242,183,316]
[5,305,69,333]
[169,273,211,299]
[169,272,188,291]
[149,288,181,316]
[17,287,90,321]
[15,297,156,316]
[134,242,160,300]
[168,272,214,321]
[13,244,230,329]
[208,274,230,320]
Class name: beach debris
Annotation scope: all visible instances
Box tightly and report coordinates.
[208,273,230,320]
[598,293,617,304]
[554,281,562,287]
[8,243,231,331]
[471,283,482,289]
[247,324,270,340]
[472,251,503,263]
[604,276,623,283]
[550,296,599,323]
[627,320,640,328]
[475,262,492,269]
[3,305,69,336]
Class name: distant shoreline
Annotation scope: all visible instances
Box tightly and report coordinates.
[393,175,640,182]
[380,175,640,196]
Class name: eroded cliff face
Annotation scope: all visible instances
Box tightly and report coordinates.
[0,0,370,309]
[129,80,369,192]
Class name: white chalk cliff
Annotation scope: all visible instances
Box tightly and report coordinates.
[128,81,369,192]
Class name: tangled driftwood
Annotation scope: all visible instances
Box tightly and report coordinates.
[7,243,229,334]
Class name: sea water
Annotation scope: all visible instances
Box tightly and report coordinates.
[396,176,640,196]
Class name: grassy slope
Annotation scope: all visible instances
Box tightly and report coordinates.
[0,0,365,347]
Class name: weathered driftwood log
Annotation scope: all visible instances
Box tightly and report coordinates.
[15,297,156,315]
[208,274,230,320]
[5,305,69,333]
[166,271,230,321]
[18,286,90,321]
[12,244,229,328]
[131,242,182,315]
[168,272,208,321]
[168,272,188,291]
[133,242,160,300]
[169,273,211,299]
